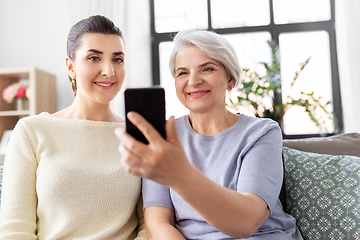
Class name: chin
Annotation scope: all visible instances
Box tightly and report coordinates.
[96,96,117,105]
[188,107,210,114]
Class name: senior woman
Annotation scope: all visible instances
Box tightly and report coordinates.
[116,30,303,239]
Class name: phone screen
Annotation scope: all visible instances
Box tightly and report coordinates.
[124,87,166,144]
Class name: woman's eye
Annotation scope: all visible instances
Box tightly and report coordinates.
[203,67,214,72]
[177,72,187,77]
[113,58,124,63]
[88,56,100,62]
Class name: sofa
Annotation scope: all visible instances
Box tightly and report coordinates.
[281,132,360,240]
[0,133,359,239]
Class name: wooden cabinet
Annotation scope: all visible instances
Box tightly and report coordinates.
[0,67,56,143]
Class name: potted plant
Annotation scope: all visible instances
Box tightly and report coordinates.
[228,40,336,134]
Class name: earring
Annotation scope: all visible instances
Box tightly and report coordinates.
[71,78,77,90]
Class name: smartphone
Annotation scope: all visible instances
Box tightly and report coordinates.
[124,87,166,144]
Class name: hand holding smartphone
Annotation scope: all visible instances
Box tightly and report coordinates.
[124,87,166,144]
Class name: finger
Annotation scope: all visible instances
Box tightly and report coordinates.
[118,135,148,168]
[114,127,125,139]
[115,127,133,144]
[127,111,164,144]
[115,125,147,157]
[119,144,145,176]
[120,157,143,177]
[165,116,181,145]
[120,153,151,178]
[118,143,128,157]
[120,154,151,179]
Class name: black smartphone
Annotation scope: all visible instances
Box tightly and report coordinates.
[124,87,166,144]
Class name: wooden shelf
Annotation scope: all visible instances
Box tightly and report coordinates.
[0,67,56,140]
[0,110,30,116]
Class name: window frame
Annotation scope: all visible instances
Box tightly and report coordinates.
[149,0,343,138]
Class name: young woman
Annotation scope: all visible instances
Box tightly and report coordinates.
[0,15,146,240]
[116,30,303,239]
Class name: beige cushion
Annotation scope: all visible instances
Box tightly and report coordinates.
[283,132,360,157]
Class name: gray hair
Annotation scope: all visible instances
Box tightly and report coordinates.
[169,30,243,87]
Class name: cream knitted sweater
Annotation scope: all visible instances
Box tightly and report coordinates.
[0,112,147,240]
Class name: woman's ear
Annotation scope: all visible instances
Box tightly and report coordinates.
[227,76,235,90]
[66,57,76,79]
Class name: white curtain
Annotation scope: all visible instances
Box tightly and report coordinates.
[335,0,360,133]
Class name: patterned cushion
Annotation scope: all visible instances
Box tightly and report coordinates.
[283,147,360,240]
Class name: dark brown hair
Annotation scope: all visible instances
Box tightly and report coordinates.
[66,15,124,94]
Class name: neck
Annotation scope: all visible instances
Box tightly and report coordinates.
[54,97,122,122]
[188,109,238,136]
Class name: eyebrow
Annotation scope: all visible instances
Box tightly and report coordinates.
[176,61,218,71]
[200,61,218,67]
[87,49,124,56]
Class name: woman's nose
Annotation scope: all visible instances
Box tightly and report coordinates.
[188,72,202,86]
[101,61,115,77]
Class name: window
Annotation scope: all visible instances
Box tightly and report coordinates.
[150,0,343,138]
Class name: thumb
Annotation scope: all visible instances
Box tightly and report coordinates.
[165,116,180,144]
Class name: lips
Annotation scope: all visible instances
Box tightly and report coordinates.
[187,90,210,98]
[94,82,115,89]
[95,82,115,87]
[188,90,210,95]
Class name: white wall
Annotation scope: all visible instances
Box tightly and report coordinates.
[335,0,360,133]
[0,0,152,119]
[0,0,72,109]
[0,0,359,133]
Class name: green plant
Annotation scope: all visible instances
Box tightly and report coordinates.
[228,40,335,133]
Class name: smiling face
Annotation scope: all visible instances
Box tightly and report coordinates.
[66,33,125,105]
[174,45,234,114]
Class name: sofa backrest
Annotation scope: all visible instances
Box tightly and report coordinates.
[283,132,360,157]
[279,132,360,210]
[281,132,360,239]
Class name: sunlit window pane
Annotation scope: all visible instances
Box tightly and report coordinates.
[223,32,272,74]
[211,0,270,28]
[279,31,334,134]
[273,0,331,24]
[159,42,189,118]
[224,32,274,118]
[154,0,208,33]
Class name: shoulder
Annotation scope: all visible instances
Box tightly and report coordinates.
[17,112,124,129]
[175,115,188,123]
[9,113,56,143]
[239,114,280,131]
[174,115,189,130]
[15,112,53,129]
[174,115,197,139]
[235,114,282,144]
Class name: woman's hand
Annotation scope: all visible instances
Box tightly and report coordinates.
[115,112,193,187]
[116,112,270,238]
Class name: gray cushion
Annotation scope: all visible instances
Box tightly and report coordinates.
[283,147,360,240]
[283,133,360,157]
